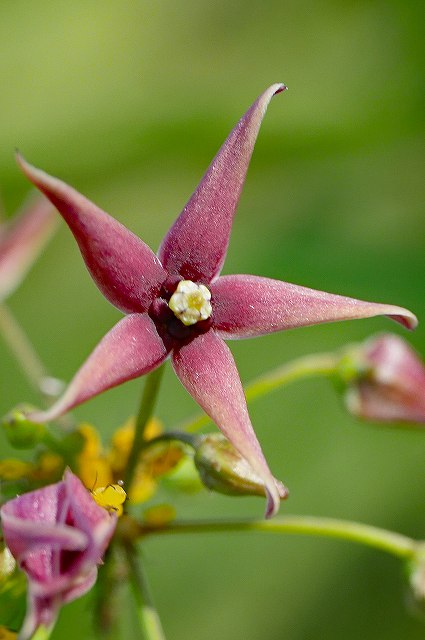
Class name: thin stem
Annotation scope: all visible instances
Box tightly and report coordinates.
[181,352,339,433]
[124,543,167,640]
[131,515,416,560]
[93,544,125,640]
[28,624,55,640]
[124,364,165,491]
[0,303,63,403]
[0,303,47,392]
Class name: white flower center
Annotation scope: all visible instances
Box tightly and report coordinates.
[168,280,212,326]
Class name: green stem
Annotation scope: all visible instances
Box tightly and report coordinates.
[124,365,165,491]
[29,624,55,640]
[133,515,416,560]
[181,352,339,433]
[93,544,123,639]
[124,543,167,640]
[0,303,63,403]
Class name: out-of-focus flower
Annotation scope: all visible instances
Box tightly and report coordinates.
[342,334,425,424]
[0,460,34,482]
[0,195,56,302]
[0,627,17,639]
[194,433,289,499]
[77,418,183,504]
[0,419,184,508]
[0,470,117,640]
[17,84,416,517]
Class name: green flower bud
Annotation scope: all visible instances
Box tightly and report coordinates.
[2,407,47,449]
[194,433,288,499]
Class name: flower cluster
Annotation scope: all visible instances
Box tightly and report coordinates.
[0,84,420,639]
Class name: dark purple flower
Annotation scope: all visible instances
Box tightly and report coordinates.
[0,470,116,639]
[17,84,416,517]
[344,333,425,424]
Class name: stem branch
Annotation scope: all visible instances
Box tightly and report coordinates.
[124,543,167,640]
[133,515,416,560]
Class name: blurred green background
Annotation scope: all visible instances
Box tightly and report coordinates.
[1,1,424,638]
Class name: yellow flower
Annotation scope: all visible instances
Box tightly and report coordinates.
[0,627,17,640]
[32,452,64,481]
[75,423,112,489]
[0,459,34,481]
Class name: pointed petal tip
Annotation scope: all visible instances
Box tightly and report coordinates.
[389,308,418,331]
[15,152,42,185]
[271,82,288,95]
[265,479,288,519]
[265,488,280,519]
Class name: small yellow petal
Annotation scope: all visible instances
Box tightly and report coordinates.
[128,467,157,504]
[0,459,33,481]
[32,452,64,481]
[143,504,176,526]
[143,442,185,478]
[109,417,163,474]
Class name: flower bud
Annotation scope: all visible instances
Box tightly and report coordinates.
[340,334,425,424]
[194,433,288,499]
[2,407,47,449]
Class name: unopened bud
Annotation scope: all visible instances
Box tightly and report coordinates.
[194,433,288,499]
[339,334,425,425]
[2,406,47,449]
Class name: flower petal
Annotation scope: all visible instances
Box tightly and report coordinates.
[211,275,417,338]
[0,481,88,563]
[64,469,117,562]
[16,154,166,313]
[0,195,57,302]
[28,314,169,423]
[20,568,98,640]
[158,84,286,283]
[172,330,283,517]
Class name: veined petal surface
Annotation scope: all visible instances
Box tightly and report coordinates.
[17,155,166,313]
[28,314,169,423]
[211,275,417,338]
[158,84,286,283]
[172,330,282,517]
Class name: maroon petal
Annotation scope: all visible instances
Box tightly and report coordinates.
[172,330,283,517]
[0,194,57,301]
[211,275,417,338]
[17,155,166,313]
[158,84,286,283]
[28,314,169,423]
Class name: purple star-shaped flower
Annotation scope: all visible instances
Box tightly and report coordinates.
[17,84,416,517]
